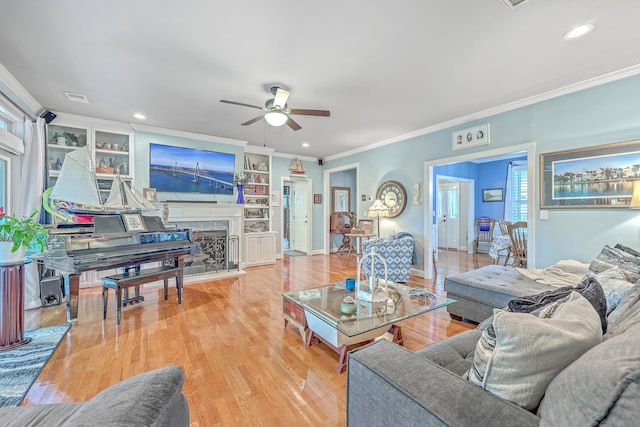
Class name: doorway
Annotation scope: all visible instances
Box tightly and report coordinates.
[436,177,473,252]
[282,177,312,255]
[424,142,536,279]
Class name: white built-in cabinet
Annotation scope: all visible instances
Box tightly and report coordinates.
[47,119,134,205]
[242,150,272,233]
[245,231,276,267]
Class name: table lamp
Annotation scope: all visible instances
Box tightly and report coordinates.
[368,199,389,237]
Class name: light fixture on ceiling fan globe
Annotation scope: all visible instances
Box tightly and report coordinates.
[265,111,288,127]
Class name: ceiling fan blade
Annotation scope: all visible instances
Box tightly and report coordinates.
[286,117,302,131]
[289,108,331,117]
[241,115,264,126]
[220,100,263,110]
[272,88,290,109]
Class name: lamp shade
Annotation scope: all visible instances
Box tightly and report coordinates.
[264,111,288,127]
[630,181,640,209]
[368,199,389,218]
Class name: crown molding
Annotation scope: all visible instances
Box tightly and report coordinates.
[324,64,640,162]
[271,151,317,162]
[130,123,247,147]
[0,63,42,118]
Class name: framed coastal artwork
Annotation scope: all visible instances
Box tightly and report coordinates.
[482,188,503,202]
[540,139,640,208]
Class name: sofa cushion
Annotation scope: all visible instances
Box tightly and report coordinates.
[507,275,608,333]
[538,324,640,426]
[65,366,189,427]
[592,267,635,314]
[468,292,602,411]
[415,329,482,377]
[589,245,640,282]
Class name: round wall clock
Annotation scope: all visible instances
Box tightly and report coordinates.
[376,180,407,218]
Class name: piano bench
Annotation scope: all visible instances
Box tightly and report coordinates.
[101,266,183,325]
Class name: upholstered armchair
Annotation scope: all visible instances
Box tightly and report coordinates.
[361,233,416,282]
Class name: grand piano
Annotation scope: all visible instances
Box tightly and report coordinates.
[41,214,200,323]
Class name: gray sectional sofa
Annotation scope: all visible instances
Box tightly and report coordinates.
[347,270,640,426]
[0,366,189,426]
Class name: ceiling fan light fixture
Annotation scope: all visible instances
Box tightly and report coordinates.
[265,111,288,127]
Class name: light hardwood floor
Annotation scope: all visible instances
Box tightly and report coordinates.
[23,250,492,426]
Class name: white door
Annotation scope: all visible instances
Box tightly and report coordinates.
[437,183,459,249]
[291,181,309,253]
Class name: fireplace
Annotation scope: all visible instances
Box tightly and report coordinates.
[162,203,244,280]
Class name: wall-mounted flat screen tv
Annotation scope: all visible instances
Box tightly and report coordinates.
[149,143,235,195]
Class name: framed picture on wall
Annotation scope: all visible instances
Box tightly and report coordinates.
[541,139,640,208]
[332,186,350,212]
[482,188,503,202]
[314,194,322,204]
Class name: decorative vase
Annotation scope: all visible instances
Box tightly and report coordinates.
[0,243,26,264]
[236,184,245,204]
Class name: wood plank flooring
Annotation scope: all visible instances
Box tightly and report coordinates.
[23,250,492,426]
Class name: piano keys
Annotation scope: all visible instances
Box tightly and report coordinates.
[41,214,200,323]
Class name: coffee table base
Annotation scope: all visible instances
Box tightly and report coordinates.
[306,325,403,374]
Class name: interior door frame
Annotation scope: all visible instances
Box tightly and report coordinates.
[280,175,312,255]
[424,142,536,279]
[436,176,474,252]
[323,162,359,255]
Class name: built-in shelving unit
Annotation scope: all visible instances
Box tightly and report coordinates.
[242,151,272,233]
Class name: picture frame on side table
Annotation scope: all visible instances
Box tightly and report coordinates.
[143,188,157,202]
[121,213,146,232]
[541,139,640,208]
[482,188,503,202]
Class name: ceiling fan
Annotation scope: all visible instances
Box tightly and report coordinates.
[220,86,330,131]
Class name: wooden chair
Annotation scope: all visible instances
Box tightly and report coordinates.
[507,221,527,268]
[473,217,495,254]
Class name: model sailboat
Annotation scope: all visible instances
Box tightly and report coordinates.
[289,158,306,175]
[48,146,156,221]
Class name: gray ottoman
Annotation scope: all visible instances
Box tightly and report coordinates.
[444,265,554,323]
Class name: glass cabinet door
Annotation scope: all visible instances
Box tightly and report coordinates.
[94,130,132,177]
[47,124,89,173]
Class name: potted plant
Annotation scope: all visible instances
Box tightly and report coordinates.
[0,208,48,263]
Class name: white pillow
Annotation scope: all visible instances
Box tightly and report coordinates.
[595,267,636,314]
[467,292,602,410]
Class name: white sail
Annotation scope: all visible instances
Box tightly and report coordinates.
[103,175,125,209]
[289,158,306,174]
[49,146,102,207]
[123,181,157,210]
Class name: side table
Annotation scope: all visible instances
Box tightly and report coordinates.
[345,233,376,267]
[0,259,32,351]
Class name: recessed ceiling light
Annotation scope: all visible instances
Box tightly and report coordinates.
[563,24,594,39]
[133,113,146,120]
[302,142,310,148]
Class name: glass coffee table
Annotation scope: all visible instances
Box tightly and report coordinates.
[282,280,456,373]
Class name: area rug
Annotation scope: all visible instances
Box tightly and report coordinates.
[0,323,72,407]
[285,250,307,257]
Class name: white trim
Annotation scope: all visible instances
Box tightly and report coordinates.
[323,162,359,254]
[130,123,247,147]
[325,64,640,162]
[0,62,41,117]
[0,128,23,155]
[54,112,135,133]
[271,151,317,162]
[0,152,11,213]
[424,142,536,278]
[280,176,313,256]
[244,145,275,155]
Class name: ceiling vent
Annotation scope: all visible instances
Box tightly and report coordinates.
[64,91,89,104]
[500,0,530,10]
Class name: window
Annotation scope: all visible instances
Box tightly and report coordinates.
[0,118,7,131]
[509,164,527,222]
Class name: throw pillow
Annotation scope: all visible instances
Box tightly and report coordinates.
[589,245,640,282]
[467,292,602,411]
[538,324,640,426]
[593,267,636,314]
[507,276,608,333]
[614,243,640,257]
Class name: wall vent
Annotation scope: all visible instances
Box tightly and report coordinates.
[500,0,530,10]
[64,91,89,104]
